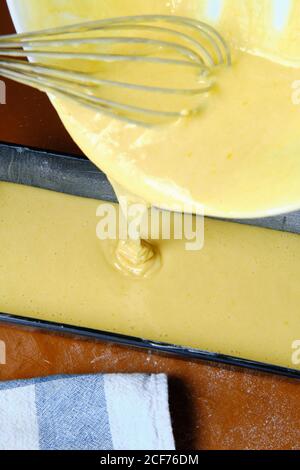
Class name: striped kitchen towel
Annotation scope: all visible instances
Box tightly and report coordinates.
[0,373,175,450]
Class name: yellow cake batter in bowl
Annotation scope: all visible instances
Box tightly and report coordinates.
[7,0,300,218]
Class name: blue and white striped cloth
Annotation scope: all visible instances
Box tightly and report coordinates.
[0,373,175,450]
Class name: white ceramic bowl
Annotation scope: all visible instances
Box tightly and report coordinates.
[7,0,300,219]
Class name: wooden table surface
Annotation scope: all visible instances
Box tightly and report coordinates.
[1,1,300,450]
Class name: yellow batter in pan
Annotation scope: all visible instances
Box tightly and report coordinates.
[1,182,300,370]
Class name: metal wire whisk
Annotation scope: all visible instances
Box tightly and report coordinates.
[0,15,231,126]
